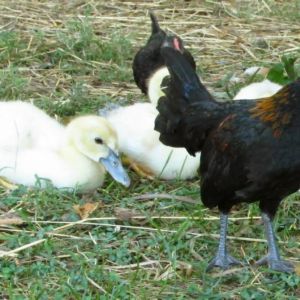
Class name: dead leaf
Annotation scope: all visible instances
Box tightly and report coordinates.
[177,261,193,277]
[73,202,100,219]
[259,67,270,77]
[0,213,24,226]
[234,36,244,45]
[295,263,300,276]
[114,208,143,221]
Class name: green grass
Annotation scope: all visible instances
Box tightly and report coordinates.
[2,183,298,299]
[0,1,299,299]
[0,67,30,99]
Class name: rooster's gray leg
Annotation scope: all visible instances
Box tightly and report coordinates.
[207,212,244,271]
[256,213,294,273]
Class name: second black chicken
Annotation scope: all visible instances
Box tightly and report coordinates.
[132,12,196,105]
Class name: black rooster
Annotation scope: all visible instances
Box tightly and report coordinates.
[132,12,196,96]
[155,44,300,272]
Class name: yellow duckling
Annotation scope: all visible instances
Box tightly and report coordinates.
[0,101,130,192]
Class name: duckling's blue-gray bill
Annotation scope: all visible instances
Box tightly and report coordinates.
[100,149,130,187]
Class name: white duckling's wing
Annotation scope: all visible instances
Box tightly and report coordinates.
[105,103,200,180]
[0,101,64,152]
[234,79,282,100]
[0,101,74,188]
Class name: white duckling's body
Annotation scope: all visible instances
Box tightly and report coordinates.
[0,101,129,192]
[234,79,282,100]
[105,103,200,180]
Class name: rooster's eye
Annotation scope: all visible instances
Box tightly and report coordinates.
[94,137,103,144]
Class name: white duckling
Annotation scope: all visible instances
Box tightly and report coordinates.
[234,79,282,100]
[103,102,200,180]
[0,101,130,192]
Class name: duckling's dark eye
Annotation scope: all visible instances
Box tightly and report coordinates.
[94,137,103,144]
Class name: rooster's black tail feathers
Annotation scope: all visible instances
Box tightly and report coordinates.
[160,46,214,106]
[161,47,199,89]
[155,46,215,154]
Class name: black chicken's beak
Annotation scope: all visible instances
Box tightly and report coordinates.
[100,149,130,187]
